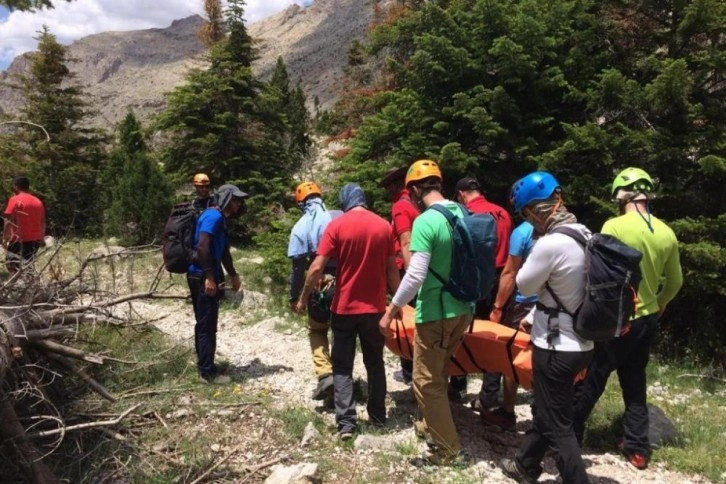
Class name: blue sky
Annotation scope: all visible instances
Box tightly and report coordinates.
[0,1,314,71]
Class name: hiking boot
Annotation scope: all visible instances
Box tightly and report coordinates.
[393,369,413,384]
[200,374,231,384]
[339,429,355,441]
[410,449,471,468]
[312,374,334,401]
[480,407,516,431]
[618,441,648,470]
[499,458,538,484]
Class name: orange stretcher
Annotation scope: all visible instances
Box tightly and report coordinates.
[386,305,536,389]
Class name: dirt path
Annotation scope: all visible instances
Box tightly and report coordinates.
[137,292,710,483]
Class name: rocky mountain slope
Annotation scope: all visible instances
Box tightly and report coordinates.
[0,0,386,130]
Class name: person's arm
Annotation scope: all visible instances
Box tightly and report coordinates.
[295,254,330,313]
[221,243,240,291]
[515,241,552,298]
[380,251,430,336]
[196,233,218,296]
[386,255,401,295]
[657,242,683,313]
[288,256,307,307]
[399,230,412,269]
[489,255,523,322]
[2,218,11,247]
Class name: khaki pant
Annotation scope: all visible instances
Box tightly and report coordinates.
[412,314,472,458]
[308,317,333,377]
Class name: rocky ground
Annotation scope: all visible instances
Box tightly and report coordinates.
[128,280,711,484]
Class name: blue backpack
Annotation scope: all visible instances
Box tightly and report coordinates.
[428,203,497,303]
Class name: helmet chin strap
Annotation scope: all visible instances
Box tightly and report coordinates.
[620,193,655,233]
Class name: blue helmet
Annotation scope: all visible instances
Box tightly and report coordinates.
[510,171,561,212]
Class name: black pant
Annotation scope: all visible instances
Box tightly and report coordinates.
[517,346,593,483]
[574,314,658,455]
[187,273,221,377]
[5,240,42,272]
[331,312,387,433]
[478,300,536,408]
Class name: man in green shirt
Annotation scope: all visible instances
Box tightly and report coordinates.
[379,159,473,466]
[574,167,683,470]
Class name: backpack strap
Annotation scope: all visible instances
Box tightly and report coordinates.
[427,203,462,286]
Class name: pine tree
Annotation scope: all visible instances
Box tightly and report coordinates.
[104,112,172,245]
[0,0,70,11]
[9,25,107,235]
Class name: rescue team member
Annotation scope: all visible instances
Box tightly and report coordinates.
[187,184,247,384]
[3,176,45,274]
[379,166,419,385]
[288,181,341,403]
[191,173,216,210]
[454,176,514,411]
[483,220,538,429]
[380,160,473,467]
[574,167,682,470]
[297,183,399,440]
[499,171,593,484]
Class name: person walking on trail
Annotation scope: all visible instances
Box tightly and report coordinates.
[187,184,247,384]
[296,183,400,440]
[499,171,594,484]
[379,160,474,467]
[573,167,682,470]
[288,181,342,403]
[191,173,216,211]
[3,176,45,274]
[483,220,538,430]
[380,166,419,385]
[454,176,514,411]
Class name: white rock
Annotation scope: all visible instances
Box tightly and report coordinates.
[210,444,221,452]
[300,421,320,447]
[264,463,317,484]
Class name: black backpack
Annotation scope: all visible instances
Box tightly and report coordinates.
[544,225,642,342]
[429,203,498,303]
[162,202,200,274]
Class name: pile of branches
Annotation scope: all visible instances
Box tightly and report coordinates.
[0,243,181,482]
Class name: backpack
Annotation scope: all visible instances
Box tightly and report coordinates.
[428,203,497,303]
[544,225,642,342]
[162,202,200,274]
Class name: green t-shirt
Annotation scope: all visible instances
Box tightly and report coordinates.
[409,201,474,323]
[602,212,683,318]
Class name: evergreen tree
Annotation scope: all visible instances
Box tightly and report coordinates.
[105,112,172,245]
[1,0,71,11]
[156,0,303,241]
[8,26,106,235]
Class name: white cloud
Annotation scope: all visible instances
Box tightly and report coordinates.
[0,0,311,70]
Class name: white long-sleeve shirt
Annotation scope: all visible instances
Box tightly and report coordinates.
[517,223,594,352]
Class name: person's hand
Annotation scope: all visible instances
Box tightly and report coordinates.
[204,277,217,296]
[230,274,241,292]
[518,319,532,333]
[290,299,298,312]
[489,305,503,323]
[295,299,307,314]
[379,312,393,337]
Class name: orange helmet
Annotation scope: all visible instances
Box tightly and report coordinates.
[405,159,442,187]
[193,173,210,187]
[295,181,322,203]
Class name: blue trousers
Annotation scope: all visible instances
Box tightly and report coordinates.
[187,273,221,377]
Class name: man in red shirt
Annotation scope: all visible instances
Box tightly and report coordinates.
[455,177,516,423]
[380,166,420,384]
[3,176,46,274]
[297,183,400,440]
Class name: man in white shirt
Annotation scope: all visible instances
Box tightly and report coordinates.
[499,171,593,484]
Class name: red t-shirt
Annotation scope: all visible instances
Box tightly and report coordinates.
[317,209,395,314]
[390,188,419,270]
[4,192,45,243]
[466,195,512,268]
